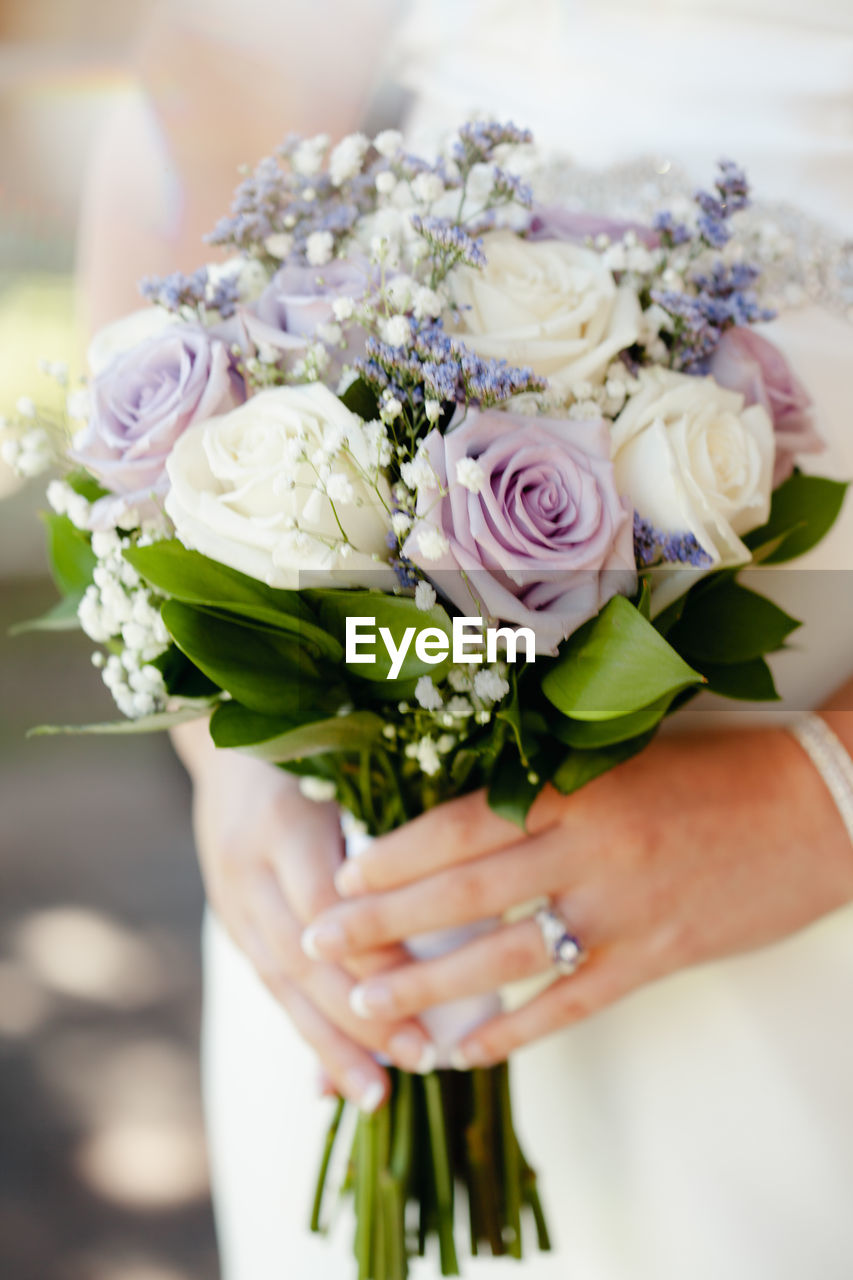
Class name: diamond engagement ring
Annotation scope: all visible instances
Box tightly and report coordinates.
[533,907,587,976]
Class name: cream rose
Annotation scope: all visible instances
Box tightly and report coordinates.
[447,229,640,396]
[611,368,775,607]
[165,384,395,589]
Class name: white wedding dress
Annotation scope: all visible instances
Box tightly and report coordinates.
[202,3,853,1276]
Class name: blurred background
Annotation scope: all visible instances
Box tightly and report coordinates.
[1,3,218,1277]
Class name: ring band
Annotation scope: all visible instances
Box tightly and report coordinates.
[533,907,587,976]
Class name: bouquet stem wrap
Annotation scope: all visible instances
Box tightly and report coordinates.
[307,832,552,1277]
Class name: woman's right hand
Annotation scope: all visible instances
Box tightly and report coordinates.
[174,720,435,1111]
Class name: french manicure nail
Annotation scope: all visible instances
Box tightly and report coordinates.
[450,1043,487,1070]
[388,1032,437,1075]
[335,861,366,897]
[344,1069,384,1113]
[301,919,344,959]
[349,981,393,1018]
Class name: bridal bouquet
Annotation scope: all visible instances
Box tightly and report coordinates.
[5,120,846,1277]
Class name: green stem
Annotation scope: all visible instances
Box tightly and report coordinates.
[310,1095,345,1233]
[380,1171,408,1280]
[355,1111,378,1279]
[390,1070,414,1186]
[496,1062,523,1259]
[423,1073,460,1276]
[374,1104,391,1280]
[469,1069,504,1255]
[519,1153,552,1253]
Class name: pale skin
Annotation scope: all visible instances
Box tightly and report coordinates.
[298,689,853,1070]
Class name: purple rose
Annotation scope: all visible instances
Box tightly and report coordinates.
[403,409,636,655]
[709,327,824,486]
[241,257,371,360]
[528,205,659,249]
[75,323,240,528]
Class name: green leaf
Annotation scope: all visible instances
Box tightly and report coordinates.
[9,595,82,635]
[551,729,657,797]
[307,589,454,684]
[40,512,96,599]
[667,580,799,664]
[551,692,673,749]
[28,705,210,736]
[495,671,528,765]
[65,467,109,503]
[207,702,313,747]
[151,645,220,699]
[541,596,703,721]
[161,601,342,716]
[699,656,780,701]
[635,577,652,620]
[487,750,542,830]
[744,473,848,564]
[210,701,385,762]
[126,541,342,659]
[339,377,380,421]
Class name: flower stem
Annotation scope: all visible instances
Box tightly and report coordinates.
[423,1072,460,1275]
[310,1095,345,1233]
[496,1061,523,1259]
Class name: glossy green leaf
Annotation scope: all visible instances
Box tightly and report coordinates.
[40,512,96,599]
[208,702,313,748]
[9,595,81,635]
[667,580,799,664]
[699,656,780,701]
[744,472,848,564]
[28,705,210,736]
[339,377,379,421]
[487,751,542,830]
[551,729,658,797]
[307,589,454,684]
[126,541,313,619]
[161,601,341,716]
[541,596,703,721]
[551,692,673,749]
[211,701,385,762]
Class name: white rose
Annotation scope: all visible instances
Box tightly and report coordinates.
[165,384,395,589]
[611,368,775,609]
[447,229,640,395]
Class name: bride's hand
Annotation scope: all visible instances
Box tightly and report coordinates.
[301,720,853,1067]
[173,721,435,1108]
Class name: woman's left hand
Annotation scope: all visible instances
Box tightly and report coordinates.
[301,724,853,1067]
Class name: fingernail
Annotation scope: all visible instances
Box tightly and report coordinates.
[349,981,393,1018]
[344,1069,385,1113]
[335,862,366,897]
[388,1032,437,1075]
[301,919,344,960]
[450,1043,487,1071]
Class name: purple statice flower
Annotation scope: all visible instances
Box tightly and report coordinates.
[651,211,691,247]
[410,216,487,269]
[490,166,533,207]
[385,529,420,588]
[453,120,533,165]
[633,512,713,569]
[357,319,546,416]
[139,267,238,319]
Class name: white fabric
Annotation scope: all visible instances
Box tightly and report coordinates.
[202,2,853,1275]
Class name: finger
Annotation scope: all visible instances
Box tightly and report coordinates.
[245,868,437,1074]
[304,829,580,959]
[347,916,564,1019]
[270,976,389,1112]
[271,804,414,978]
[334,788,558,898]
[450,948,640,1068]
[272,801,345,924]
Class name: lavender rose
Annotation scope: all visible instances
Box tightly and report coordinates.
[403,409,635,655]
[528,205,659,249]
[709,327,824,485]
[74,323,240,528]
[242,257,371,359]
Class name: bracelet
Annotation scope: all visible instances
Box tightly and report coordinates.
[788,712,853,849]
